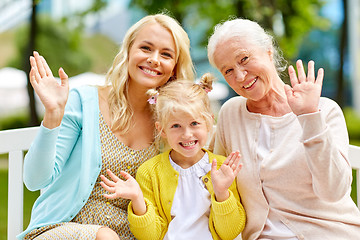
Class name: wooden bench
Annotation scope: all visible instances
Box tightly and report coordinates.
[1,126,360,239]
[0,127,39,240]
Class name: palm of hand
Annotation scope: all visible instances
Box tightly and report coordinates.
[287,81,322,115]
[29,52,69,112]
[35,75,69,111]
[211,164,235,193]
[285,60,324,115]
[112,177,140,200]
[100,170,141,201]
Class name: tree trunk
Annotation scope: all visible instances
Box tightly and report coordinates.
[337,0,348,107]
[24,0,39,126]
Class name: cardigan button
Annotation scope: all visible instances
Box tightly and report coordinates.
[204,178,209,183]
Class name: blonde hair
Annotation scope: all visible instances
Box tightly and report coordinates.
[104,13,195,134]
[149,73,215,148]
[207,18,287,74]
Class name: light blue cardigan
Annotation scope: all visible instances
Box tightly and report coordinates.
[18,86,102,239]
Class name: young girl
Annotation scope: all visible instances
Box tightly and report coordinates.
[20,13,194,240]
[100,74,246,240]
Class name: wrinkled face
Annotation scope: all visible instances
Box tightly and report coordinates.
[128,22,177,91]
[213,37,277,101]
[159,112,209,166]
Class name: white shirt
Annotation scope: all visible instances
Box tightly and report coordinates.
[258,116,298,240]
[163,153,213,240]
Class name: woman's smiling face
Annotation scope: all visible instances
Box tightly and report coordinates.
[128,22,177,91]
[213,37,277,101]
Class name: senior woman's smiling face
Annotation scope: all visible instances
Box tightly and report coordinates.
[213,37,277,101]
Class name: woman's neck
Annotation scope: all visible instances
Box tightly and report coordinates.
[246,80,292,117]
[127,83,152,113]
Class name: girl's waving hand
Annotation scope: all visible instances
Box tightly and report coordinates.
[211,151,242,202]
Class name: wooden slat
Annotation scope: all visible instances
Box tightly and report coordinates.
[0,127,38,153]
[1,127,38,239]
[8,150,24,240]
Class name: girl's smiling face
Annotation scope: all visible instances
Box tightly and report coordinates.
[128,22,177,91]
[158,112,209,168]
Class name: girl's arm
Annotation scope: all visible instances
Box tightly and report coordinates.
[100,169,146,215]
[127,163,169,240]
[210,152,246,239]
[211,151,242,202]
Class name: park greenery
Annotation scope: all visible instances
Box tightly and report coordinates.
[2,0,352,125]
[131,0,329,61]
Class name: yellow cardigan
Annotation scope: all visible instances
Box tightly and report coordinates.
[127,149,246,240]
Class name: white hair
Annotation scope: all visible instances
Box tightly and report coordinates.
[207,18,287,73]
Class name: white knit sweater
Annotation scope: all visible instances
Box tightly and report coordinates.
[212,96,360,240]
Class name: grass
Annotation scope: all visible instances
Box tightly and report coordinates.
[0,169,39,239]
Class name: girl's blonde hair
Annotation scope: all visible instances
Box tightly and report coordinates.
[104,13,195,134]
[149,73,215,148]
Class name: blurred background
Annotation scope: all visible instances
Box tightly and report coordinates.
[0,0,360,237]
[1,0,360,136]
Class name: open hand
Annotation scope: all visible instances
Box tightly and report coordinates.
[100,169,142,201]
[211,151,242,202]
[29,51,69,128]
[285,60,323,116]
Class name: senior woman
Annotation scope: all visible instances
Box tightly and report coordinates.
[208,18,360,240]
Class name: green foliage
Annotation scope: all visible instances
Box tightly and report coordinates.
[8,15,92,77]
[0,112,30,130]
[344,107,360,145]
[0,169,39,239]
[130,0,329,60]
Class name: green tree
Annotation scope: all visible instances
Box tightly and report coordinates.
[130,0,329,63]
[8,0,107,126]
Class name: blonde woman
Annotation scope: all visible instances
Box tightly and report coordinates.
[101,75,246,240]
[19,13,194,240]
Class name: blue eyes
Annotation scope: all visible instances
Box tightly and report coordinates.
[140,46,151,51]
[191,121,199,126]
[140,46,173,58]
[171,122,200,128]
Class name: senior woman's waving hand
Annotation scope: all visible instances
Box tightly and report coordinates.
[285,60,324,116]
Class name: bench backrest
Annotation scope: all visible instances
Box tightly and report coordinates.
[0,127,39,240]
[349,145,360,206]
[1,127,360,239]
